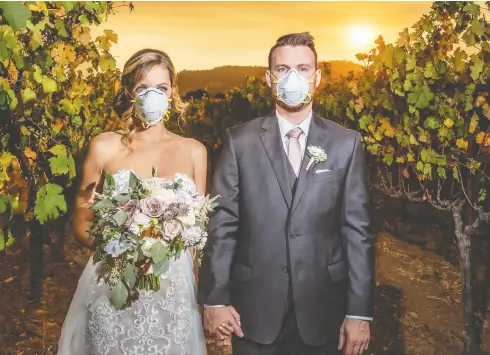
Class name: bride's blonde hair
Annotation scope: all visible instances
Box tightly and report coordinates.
[113,49,187,147]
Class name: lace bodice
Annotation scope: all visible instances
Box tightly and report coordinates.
[112,170,197,195]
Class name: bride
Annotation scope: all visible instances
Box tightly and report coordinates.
[57,49,208,355]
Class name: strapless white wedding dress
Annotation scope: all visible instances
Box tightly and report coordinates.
[57,170,207,355]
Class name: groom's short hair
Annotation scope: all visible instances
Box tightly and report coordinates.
[268,32,318,69]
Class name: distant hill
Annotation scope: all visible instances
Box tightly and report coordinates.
[178,60,362,96]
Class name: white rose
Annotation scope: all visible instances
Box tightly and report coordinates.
[178,209,195,227]
[153,187,177,203]
[140,237,157,258]
[308,146,323,155]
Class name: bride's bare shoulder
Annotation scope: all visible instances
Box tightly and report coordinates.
[174,135,206,157]
[86,131,122,158]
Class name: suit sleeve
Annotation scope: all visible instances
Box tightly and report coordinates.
[341,132,375,319]
[198,128,239,306]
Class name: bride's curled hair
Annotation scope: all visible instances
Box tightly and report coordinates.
[112,49,187,147]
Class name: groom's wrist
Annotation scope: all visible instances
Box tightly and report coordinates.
[204,304,226,308]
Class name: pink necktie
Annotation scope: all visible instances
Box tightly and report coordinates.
[287,127,303,176]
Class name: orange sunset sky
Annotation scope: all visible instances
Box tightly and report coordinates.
[91,1,434,71]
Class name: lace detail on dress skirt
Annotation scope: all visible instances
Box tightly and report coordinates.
[85,259,192,355]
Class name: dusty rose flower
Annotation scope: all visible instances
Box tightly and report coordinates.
[140,197,165,218]
[121,200,139,227]
[164,220,182,241]
[168,202,189,217]
[162,209,177,221]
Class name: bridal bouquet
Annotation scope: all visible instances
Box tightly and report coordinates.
[88,169,219,309]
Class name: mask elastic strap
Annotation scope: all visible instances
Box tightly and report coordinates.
[302,93,313,104]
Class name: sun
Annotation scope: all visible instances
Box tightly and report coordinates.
[349,25,375,48]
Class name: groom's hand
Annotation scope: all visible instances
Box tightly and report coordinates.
[204,306,243,339]
[338,318,370,355]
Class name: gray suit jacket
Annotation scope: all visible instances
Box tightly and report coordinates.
[198,112,374,346]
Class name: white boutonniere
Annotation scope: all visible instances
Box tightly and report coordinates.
[306,146,327,171]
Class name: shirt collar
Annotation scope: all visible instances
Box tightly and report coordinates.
[276,110,312,139]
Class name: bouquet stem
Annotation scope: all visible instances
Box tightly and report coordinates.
[137,274,161,291]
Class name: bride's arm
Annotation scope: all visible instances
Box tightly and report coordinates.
[189,139,208,265]
[72,135,107,250]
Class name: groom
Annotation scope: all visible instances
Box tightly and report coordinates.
[199,32,374,355]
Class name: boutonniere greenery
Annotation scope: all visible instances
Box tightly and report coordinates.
[306,146,327,171]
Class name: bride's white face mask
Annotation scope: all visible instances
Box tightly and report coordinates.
[134,87,171,127]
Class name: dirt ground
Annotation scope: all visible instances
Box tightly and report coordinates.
[1,197,489,355]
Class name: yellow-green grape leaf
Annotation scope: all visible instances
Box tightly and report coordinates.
[73,26,91,45]
[99,56,116,72]
[456,138,469,150]
[453,48,468,72]
[470,56,484,81]
[475,132,485,144]
[48,144,76,178]
[0,2,32,31]
[33,66,43,84]
[437,167,447,179]
[0,153,14,169]
[29,30,43,50]
[34,183,67,224]
[62,1,76,12]
[354,97,364,113]
[453,166,460,182]
[444,118,454,128]
[97,29,118,51]
[471,20,484,36]
[478,189,487,203]
[379,118,396,137]
[469,114,479,133]
[7,89,18,110]
[5,230,14,248]
[409,134,419,145]
[0,194,9,215]
[22,87,36,103]
[55,19,68,38]
[42,77,57,94]
[51,43,76,65]
[20,126,30,136]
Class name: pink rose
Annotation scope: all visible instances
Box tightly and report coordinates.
[140,197,165,218]
[121,200,139,227]
[164,220,182,241]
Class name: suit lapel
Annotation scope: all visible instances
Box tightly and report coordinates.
[260,114,293,207]
[291,114,328,216]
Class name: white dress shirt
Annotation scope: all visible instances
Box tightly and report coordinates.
[205,110,373,322]
[276,110,312,157]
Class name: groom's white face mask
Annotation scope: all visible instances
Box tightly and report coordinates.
[266,46,321,111]
[271,69,316,107]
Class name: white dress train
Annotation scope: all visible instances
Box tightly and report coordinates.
[57,170,207,355]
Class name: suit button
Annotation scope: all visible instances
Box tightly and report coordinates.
[282,266,289,273]
[290,233,297,239]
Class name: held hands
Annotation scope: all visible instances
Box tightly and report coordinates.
[204,306,243,347]
[338,318,371,355]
